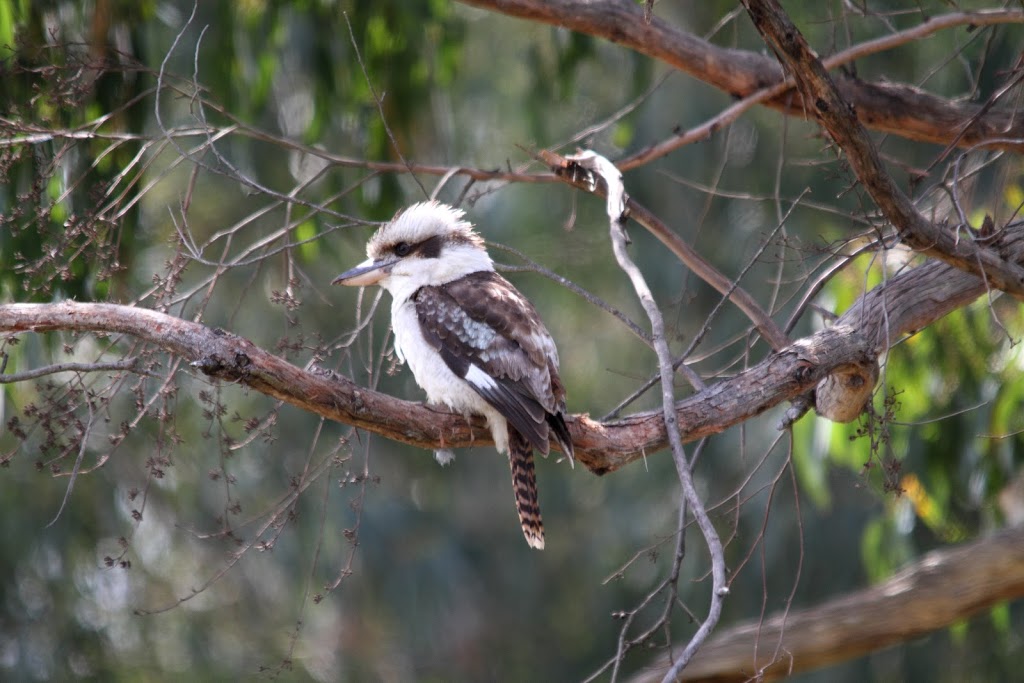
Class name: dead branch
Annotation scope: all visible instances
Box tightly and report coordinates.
[568,150,727,676]
[630,524,1024,682]
[0,357,142,383]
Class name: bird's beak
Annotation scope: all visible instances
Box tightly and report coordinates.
[331,256,397,287]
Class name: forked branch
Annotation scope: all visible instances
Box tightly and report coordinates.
[458,0,1024,154]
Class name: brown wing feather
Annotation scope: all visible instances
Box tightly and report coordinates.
[415,271,571,457]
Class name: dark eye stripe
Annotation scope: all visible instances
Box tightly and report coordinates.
[392,235,443,259]
[417,235,443,259]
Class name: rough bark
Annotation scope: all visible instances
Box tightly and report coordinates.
[812,254,996,420]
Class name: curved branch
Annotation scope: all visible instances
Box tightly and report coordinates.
[631,525,1024,682]
[459,0,1024,154]
[5,223,1024,474]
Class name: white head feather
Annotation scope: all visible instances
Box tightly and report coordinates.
[344,201,493,303]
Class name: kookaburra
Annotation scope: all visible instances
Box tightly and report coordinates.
[332,201,573,549]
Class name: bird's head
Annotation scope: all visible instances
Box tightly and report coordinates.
[332,201,493,301]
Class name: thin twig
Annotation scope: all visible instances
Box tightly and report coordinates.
[343,11,429,199]
[0,358,143,383]
[45,402,94,528]
[491,242,653,346]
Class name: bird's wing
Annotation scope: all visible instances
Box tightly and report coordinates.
[414,271,566,454]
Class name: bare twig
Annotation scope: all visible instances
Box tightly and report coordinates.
[342,11,430,199]
[491,242,653,346]
[0,358,143,383]
[45,402,94,528]
[154,5,366,224]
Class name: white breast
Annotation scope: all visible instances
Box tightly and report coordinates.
[391,297,509,453]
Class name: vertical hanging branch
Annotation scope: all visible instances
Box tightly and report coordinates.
[563,151,729,679]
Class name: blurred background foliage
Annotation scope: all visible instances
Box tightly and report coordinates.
[1,0,1023,681]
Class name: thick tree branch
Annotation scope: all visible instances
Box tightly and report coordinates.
[811,252,996,421]
[458,0,1024,154]
[631,524,1024,682]
[0,300,844,474]
[0,213,1013,476]
[741,0,1024,301]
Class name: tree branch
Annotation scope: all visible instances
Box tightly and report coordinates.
[4,223,1023,483]
[0,301,831,473]
[0,216,1011,476]
[0,357,143,383]
[741,0,1024,300]
[630,525,1024,682]
[458,0,1024,154]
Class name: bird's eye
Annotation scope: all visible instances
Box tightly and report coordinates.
[394,242,412,257]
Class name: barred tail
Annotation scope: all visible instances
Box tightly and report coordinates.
[508,427,545,550]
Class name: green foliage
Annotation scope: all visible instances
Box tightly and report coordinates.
[860,512,913,584]
[791,413,831,509]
